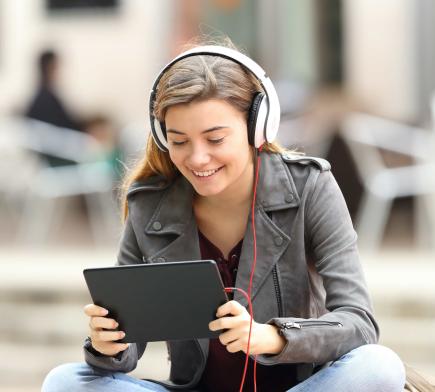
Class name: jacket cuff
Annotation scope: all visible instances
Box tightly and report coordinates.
[83,337,138,373]
[252,319,290,365]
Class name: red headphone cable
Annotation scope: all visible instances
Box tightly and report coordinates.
[224,144,263,392]
[223,287,255,392]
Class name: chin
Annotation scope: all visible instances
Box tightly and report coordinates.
[189,179,228,197]
[192,185,224,197]
[181,171,225,197]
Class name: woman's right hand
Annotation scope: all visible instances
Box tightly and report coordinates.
[84,304,129,357]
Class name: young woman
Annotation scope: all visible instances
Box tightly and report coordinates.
[42,41,407,392]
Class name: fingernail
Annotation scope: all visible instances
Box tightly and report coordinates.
[120,332,126,338]
[102,309,108,315]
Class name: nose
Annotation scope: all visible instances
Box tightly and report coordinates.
[186,143,211,168]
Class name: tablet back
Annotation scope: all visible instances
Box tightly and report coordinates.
[83,260,228,342]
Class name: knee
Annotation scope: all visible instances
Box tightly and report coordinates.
[41,362,93,392]
[355,344,406,391]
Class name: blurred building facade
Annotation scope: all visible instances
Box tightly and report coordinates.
[2,1,435,131]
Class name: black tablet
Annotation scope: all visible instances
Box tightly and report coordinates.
[83,260,229,343]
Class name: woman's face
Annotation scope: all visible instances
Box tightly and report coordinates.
[165,99,253,199]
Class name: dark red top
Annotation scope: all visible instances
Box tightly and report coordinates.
[197,230,297,392]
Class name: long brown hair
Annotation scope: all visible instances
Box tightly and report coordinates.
[120,38,289,220]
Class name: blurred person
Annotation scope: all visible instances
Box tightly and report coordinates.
[25,49,83,166]
[25,51,122,171]
[26,49,81,131]
[41,39,411,392]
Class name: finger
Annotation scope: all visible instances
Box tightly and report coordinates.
[90,317,119,331]
[218,328,240,346]
[106,342,130,354]
[209,315,242,331]
[91,330,125,343]
[113,342,129,352]
[226,339,243,354]
[84,304,109,317]
[94,342,129,356]
[216,300,245,317]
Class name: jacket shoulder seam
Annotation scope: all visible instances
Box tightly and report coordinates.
[303,169,322,241]
[281,153,331,172]
[127,177,170,198]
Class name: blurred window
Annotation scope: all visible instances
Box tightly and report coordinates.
[46,0,119,11]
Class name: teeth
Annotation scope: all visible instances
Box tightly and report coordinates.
[192,168,220,177]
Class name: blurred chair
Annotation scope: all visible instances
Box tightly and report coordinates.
[1,117,120,245]
[118,121,148,163]
[341,113,435,252]
[0,118,40,222]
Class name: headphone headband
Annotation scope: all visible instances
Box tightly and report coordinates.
[149,45,280,150]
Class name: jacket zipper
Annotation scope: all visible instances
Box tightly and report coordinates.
[279,320,343,333]
[272,265,283,317]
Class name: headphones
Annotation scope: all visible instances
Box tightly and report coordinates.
[149,45,281,151]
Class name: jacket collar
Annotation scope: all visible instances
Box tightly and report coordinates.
[255,151,300,211]
[145,152,300,237]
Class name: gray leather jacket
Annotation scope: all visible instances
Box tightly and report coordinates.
[84,152,379,390]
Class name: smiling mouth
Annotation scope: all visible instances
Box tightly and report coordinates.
[191,167,223,178]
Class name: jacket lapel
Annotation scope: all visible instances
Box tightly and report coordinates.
[233,153,300,307]
[233,206,290,307]
[143,175,201,262]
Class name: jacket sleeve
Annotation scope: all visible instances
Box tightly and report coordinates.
[256,169,379,366]
[83,214,147,372]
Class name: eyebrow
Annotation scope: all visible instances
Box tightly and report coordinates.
[166,126,228,135]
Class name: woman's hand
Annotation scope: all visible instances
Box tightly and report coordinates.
[208,300,286,355]
[84,304,129,357]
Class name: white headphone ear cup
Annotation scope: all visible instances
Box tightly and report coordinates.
[153,119,169,151]
[265,107,279,143]
[254,98,269,148]
[262,77,280,143]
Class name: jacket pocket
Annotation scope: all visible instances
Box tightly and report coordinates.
[278,320,343,335]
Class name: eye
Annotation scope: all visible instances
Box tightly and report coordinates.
[170,140,187,146]
[209,138,224,145]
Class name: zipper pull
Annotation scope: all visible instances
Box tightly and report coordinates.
[279,322,301,335]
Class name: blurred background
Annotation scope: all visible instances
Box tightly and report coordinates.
[0,0,434,391]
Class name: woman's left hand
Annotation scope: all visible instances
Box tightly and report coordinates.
[208,300,286,355]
